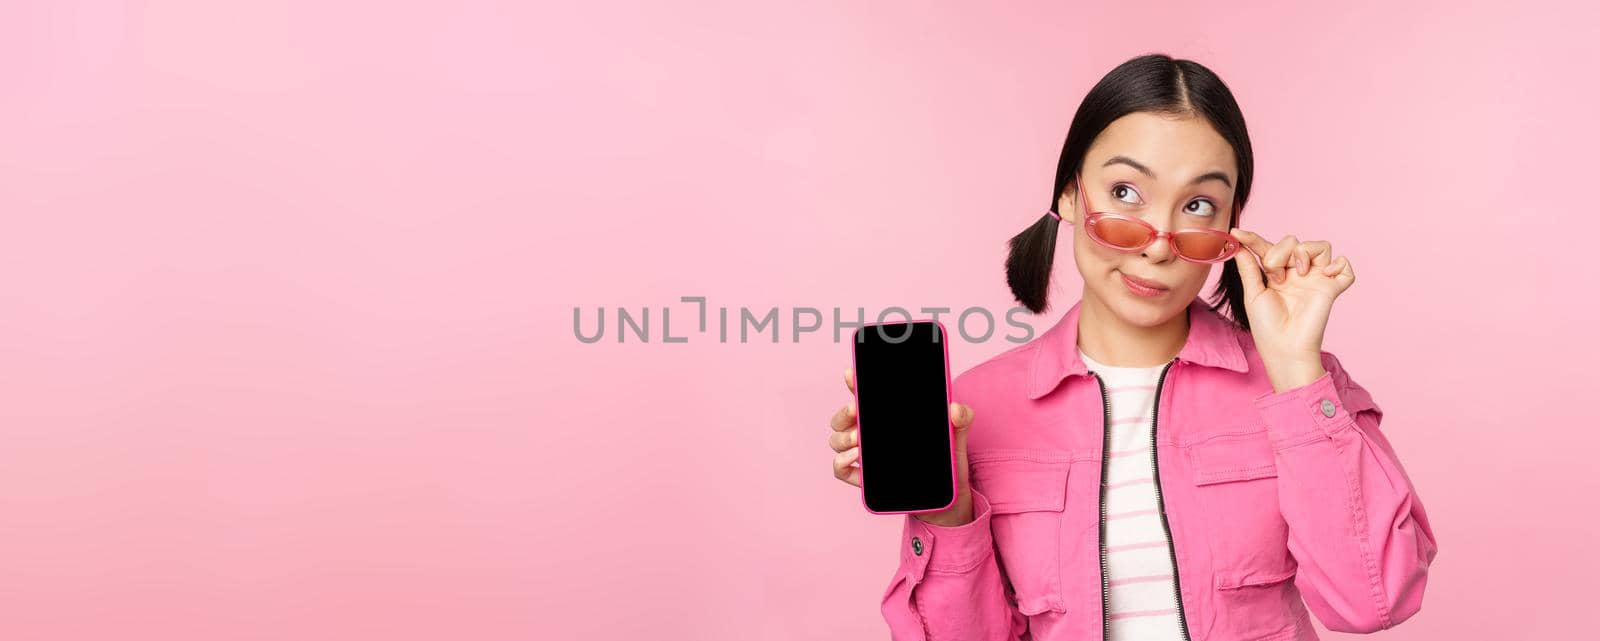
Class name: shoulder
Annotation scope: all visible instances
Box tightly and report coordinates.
[950,338,1039,405]
[945,336,1054,441]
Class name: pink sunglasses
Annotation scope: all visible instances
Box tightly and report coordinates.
[1050,172,1259,264]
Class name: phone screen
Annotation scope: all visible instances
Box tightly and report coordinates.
[852,321,956,514]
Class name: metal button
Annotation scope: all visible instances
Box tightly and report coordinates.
[1319,398,1336,418]
[911,537,924,556]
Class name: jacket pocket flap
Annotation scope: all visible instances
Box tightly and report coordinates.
[1188,432,1277,486]
[1215,559,1297,590]
[969,450,1071,514]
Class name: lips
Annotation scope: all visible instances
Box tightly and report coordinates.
[1120,272,1169,291]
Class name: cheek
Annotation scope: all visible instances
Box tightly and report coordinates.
[1071,229,1112,267]
[1171,263,1214,291]
[1070,231,1111,277]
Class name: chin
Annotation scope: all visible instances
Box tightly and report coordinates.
[1107,298,1170,327]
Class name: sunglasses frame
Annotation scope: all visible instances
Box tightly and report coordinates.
[1067,171,1257,265]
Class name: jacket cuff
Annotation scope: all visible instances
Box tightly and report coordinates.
[1251,370,1357,450]
[900,488,996,578]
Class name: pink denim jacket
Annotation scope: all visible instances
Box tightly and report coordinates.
[881,296,1437,641]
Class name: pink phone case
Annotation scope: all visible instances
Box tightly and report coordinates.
[851,319,959,516]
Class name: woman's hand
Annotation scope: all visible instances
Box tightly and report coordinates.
[1229,228,1356,392]
[830,367,977,527]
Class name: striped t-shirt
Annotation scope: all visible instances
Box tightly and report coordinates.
[1078,348,1185,640]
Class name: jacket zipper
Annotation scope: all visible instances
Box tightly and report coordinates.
[1093,371,1112,641]
[1149,359,1193,641]
[1094,358,1191,641]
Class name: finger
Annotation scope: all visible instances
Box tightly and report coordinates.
[1230,230,1268,300]
[833,446,861,485]
[830,401,857,432]
[1262,235,1300,283]
[844,367,855,395]
[1231,228,1274,259]
[1260,234,1299,274]
[1231,229,1276,275]
[949,402,975,430]
[840,465,861,487]
[1325,255,1355,287]
[1327,255,1354,293]
[1322,254,1347,277]
[829,427,859,453]
[1300,240,1333,269]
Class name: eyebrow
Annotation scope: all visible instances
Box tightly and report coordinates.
[1102,155,1233,189]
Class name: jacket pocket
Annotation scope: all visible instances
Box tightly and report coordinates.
[1186,432,1297,589]
[1187,431,1301,641]
[968,449,1072,616]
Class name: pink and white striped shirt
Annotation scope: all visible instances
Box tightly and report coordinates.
[1079,348,1185,640]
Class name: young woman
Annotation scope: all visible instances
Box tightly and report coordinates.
[827,54,1437,641]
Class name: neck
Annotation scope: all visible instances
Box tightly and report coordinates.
[1076,292,1188,368]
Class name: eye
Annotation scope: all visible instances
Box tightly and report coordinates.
[1111,183,1142,205]
[1184,199,1217,217]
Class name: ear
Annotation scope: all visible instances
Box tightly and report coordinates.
[1056,184,1076,226]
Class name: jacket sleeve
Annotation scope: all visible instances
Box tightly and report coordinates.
[880,488,1029,640]
[1251,350,1439,633]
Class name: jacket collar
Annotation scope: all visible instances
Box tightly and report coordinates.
[1027,296,1249,399]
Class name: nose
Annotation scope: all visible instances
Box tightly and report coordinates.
[1141,230,1176,263]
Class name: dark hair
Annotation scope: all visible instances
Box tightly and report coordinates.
[1005,53,1257,330]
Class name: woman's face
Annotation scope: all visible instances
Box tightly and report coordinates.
[1058,112,1239,328]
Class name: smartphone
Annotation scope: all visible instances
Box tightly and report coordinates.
[851,320,958,515]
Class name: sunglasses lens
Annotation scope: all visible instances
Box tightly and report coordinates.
[1089,217,1154,249]
[1172,232,1234,262]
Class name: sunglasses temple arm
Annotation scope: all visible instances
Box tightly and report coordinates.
[1232,197,1265,264]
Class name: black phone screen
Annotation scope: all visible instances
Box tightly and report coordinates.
[852,321,956,514]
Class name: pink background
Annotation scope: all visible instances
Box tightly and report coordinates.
[1,1,1595,639]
